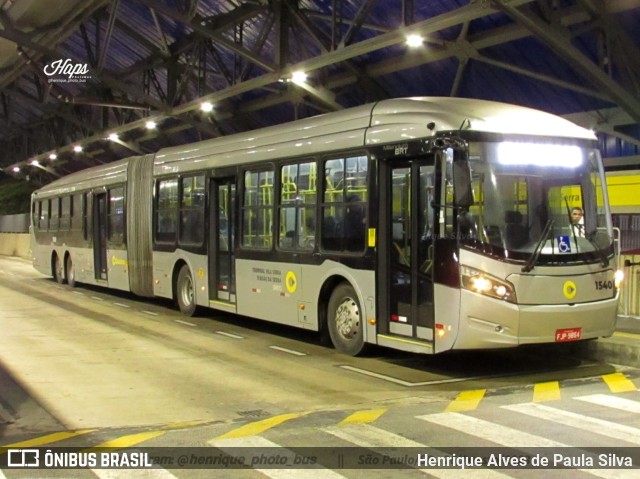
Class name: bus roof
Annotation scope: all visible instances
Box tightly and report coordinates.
[35,97,596,194]
[154,97,595,174]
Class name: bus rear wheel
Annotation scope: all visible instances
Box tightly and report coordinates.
[66,255,76,288]
[327,283,367,356]
[53,254,65,284]
[176,265,197,316]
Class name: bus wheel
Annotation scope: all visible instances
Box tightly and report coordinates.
[66,255,76,288]
[176,265,197,316]
[328,283,366,356]
[53,254,65,284]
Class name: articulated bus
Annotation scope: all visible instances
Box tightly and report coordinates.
[31,97,622,356]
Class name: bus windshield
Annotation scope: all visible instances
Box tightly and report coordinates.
[460,140,613,262]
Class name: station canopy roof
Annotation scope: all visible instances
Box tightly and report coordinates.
[0,0,639,184]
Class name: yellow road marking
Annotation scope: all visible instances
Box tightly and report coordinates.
[83,431,166,452]
[339,409,387,426]
[162,419,212,430]
[214,412,308,440]
[602,373,637,393]
[445,389,486,412]
[1,429,95,450]
[533,381,561,402]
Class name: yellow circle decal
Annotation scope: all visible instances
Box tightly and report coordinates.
[563,281,577,300]
[285,271,297,294]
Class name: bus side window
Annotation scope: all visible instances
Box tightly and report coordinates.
[60,195,71,231]
[278,161,317,251]
[242,169,274,250]
[50,197,60,231]
[108,186,125,244]
[156,178,178,244]
[41,200,50,231]
[321,155,368,253]
[179,175,205,246]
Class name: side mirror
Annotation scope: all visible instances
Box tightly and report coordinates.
[452,149,473,208]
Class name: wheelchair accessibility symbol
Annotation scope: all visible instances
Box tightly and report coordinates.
[557,235,572,253]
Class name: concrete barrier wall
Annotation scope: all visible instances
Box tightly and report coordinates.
[0,214,29,233]
[0,233,31,259]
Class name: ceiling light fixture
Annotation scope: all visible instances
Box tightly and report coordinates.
[291,71,308,85]
[406,34,424,48]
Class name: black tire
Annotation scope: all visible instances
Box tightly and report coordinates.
[327,282,367,356]
[53,254,65,284]
[65,255,76,288]
[176,265,197,316]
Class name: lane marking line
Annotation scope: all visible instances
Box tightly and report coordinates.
[213,412,308,440]
[533,381,561,402]
[174,319,196,327]
[504,402,640,445]
[338,409,387,426]
[602,372,637,393]
[1,429,95,449]
[84,431,166,451]
[269,345,307,356]
[216,331,244,339]
[325,423,511,479]
[576,394,640,413]
[208,435,345,479]
[338,365,489,387]
[444,389,486,412]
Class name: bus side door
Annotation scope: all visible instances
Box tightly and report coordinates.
[379,159,436,345]
[210,177,236,305]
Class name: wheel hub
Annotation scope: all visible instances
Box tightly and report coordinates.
[335,298,360,339]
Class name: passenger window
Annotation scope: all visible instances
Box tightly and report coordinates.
[278,161,317,251]
[242,169,274,249]
[156,178,178,243]
[60,196,71,230]
[179,175,205,246]
[108,187,125,244]
[321,155,368,252]
[49,198,60,231]
[41,200,49,230]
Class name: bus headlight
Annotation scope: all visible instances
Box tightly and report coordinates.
[614,269,624,288]
[460,265,517,303]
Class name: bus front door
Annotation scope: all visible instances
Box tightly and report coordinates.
[381,161,435,346]
[93,192,108,280]
[210,178,236,305]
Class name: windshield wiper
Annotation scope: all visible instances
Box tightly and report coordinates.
[584,231,610,267]
[522,219,554,273]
